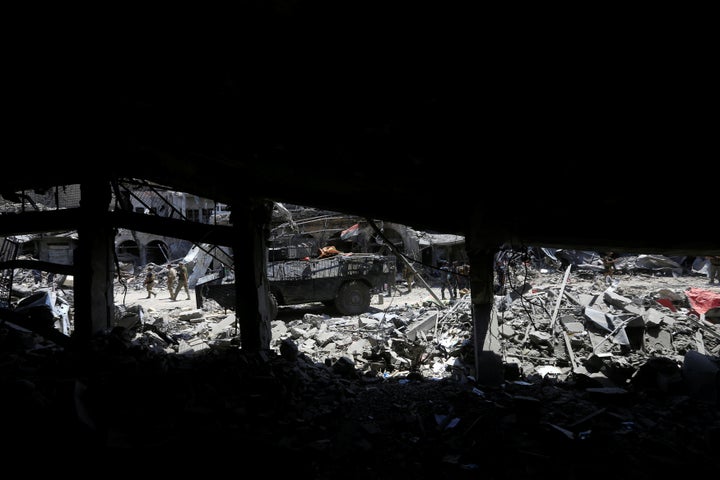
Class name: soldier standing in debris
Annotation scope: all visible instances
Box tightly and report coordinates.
[173,261,191,301]
[403,261,415,293]
[449,262,458,299]
[144,266,157,298]
[440,260,457,300]
[166,263,177,299]
[494,252,508,294]
[455,261,470,291]
[602,252,618,285]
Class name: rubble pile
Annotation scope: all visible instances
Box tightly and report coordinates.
[1,264,719,477]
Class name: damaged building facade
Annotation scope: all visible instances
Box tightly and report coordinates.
[269,203,468,281]
[113,179,228,267]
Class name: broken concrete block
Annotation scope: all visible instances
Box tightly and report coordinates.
[584,308,630,345]
[528,330,552,346]
[603,289,633,309]
[405,312,438,341]
[177,337,209,355]
[208,314,236,337]
[288,325,308,339]
[560,316,585,335]
[645,328,673,353]
[622,302,645,318]
[577,292,601,308]
[645,308,666,328]
[346,338,372,357]
[177,309,204,322]
[315,331,337,347]
[499,324,515,339]
[271,320,289,339]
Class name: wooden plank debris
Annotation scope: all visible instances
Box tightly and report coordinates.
[549,264,572,334]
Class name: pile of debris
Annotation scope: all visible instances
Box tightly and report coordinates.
[119,263,720,401]
[1,261,719,477]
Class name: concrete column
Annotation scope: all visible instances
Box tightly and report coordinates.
[466,247,504,385]
[231,198,273,352]
[73,181,114,345]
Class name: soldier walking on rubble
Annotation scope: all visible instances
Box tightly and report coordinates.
[166,263,177,299]
[173,261,191,301]
[403,262,415,293]
[144,266,157,298]
[455,262,470,290]
[602,252,619,285]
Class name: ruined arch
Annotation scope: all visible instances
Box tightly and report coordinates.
[116,239,140,265]
[145,239,170,265]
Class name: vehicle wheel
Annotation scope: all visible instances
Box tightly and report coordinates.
[268,292,278,320]
[334,281,371,316]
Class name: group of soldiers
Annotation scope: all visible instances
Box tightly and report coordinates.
[144,262,191,301]
[439,260,470,300]
[402,259,470,300]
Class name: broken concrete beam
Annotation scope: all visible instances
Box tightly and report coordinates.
[405,311,438,341]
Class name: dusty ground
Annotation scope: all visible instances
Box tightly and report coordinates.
[116,271,454,327]
[114,278,197,311]
[118,269,720,329]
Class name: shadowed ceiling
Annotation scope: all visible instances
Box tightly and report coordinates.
[3,4,715,255]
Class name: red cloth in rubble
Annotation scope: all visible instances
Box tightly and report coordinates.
[685,287,720,316]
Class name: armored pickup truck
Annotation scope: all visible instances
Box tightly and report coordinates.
[196,253,397,320]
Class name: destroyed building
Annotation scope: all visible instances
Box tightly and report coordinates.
[2,5,719,477]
